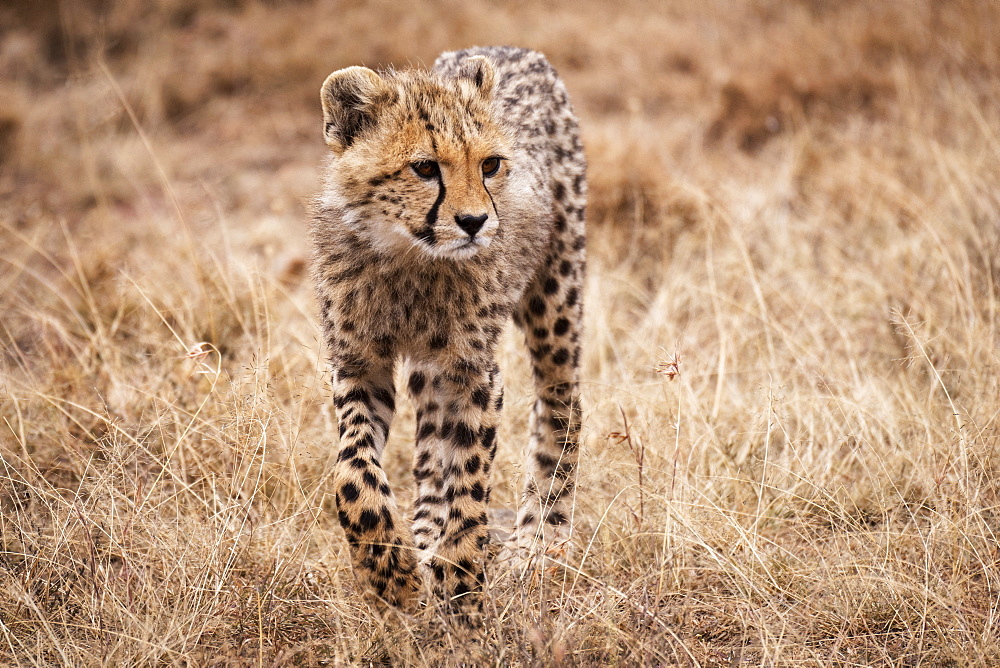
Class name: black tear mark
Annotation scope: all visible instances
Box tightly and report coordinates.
[484,181,499,221]
[420,172,446,244]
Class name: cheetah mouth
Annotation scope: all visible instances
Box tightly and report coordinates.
[455,237,491,256]
[427,235,491,260]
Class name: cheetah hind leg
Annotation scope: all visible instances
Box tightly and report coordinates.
[505,273,584,571]
[494,396,580,578]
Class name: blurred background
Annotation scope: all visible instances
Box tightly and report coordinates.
[2,1,999,665]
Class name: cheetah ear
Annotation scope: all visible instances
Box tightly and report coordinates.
[457,55,496,96]
[320,66,392,152]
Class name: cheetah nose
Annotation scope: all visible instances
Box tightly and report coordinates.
[455,213,488,237]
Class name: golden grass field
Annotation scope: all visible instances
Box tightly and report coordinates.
[2,1,1000,665]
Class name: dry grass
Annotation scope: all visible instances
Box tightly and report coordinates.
[2,0,999,665]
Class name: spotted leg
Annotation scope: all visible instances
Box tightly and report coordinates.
[426,363,503,615]
[330,358,420,608]
[513,257,584,550]
[406,363,448,559]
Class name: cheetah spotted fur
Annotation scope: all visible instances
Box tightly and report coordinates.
[310,46,585,613]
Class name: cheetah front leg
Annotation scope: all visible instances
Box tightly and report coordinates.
[425,364,503,615]
[513,263,583,553]
[330,359,420,608]
[405,363,448,558]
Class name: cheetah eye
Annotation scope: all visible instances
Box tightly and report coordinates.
[411,160,440,179]
[481,156,502,178]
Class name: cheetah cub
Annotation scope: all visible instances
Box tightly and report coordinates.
[311,46,585,612]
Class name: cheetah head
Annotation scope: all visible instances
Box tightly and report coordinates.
[319,57,515,261]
